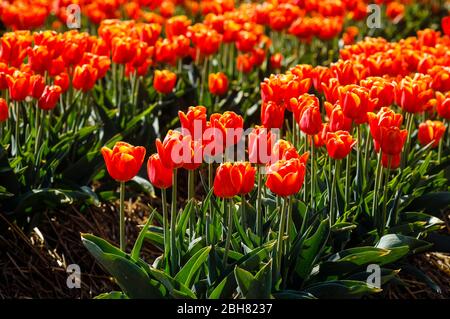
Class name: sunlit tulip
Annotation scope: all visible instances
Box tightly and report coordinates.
[154,69,177,94]
[248,126,276,165]
[418,120,446,148]
[379,126,408,156]
[208,72,228,96]
[72,64,98,92]
[261,101,285,129]
[156,130,185,169]
[0,98,8,122]
[266,158,307,197]
[178,105,207,138]
[213,162,256,198]
[147,153,173,189]
[101,142,146,182]
[38,85,62,111]
[326,131,357,160]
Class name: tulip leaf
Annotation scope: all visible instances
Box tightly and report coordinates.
[234,260,272,299]
[131,209,156,261]
[294,217,330,281]
[94,291,129,299]
[81,234,165,299]
[175,246,211,288]
[376,234,432,254]
[146,267,196,299]
[273,290,317,299]
[405,191,450,216]
[144,226,164,251]
[129,176,156,198]
[305,280,382,299]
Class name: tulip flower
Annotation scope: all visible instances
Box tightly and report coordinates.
[38,85,62,111]
[156,130,185,169]
[147,153,173,189]
[154,69,177,95]
[248,126,276,165]
[29,74,46,99]
[6,72,30,101]
[270,53,283,69]
[379,126,408,156]
[394,77,433,114]
[436,92,450,120]
[298,101,322,136]
[178,105,207,139]
[338,85,377,124]
[208,72,228,96]
[418,120,446,148]
[261,101,285,129]
[266,158,306,197]
[72,64,98,92]
[0,98,8,122]
[54,73,70,93]
[326,131,356,160]
[101,142,146,251]
[112,37,136,64]
[325,102,353,132]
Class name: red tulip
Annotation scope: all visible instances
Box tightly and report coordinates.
[394,77,434,114]
[29,74,46,99]
[379,126,408,156]
[54,73,70,93]
[339,85,377,124]
[294,94,322,135]
[156,130,185,169]
[178,105,207,138]
[208,72,228,96]
[436,92,450,120]
[112,37,136,64]
[6,71,30,101]
[213,162,256,198]
[261,101,285,129]
[147,153,173,189]
[418,120,446,148]
[367,107,403,149]
[101,142,146,182]
[326,130,357,160]
[38,85,62,111]
[0,98,8,122]
[270,53,283,69]
[248,126,276,165]
[382,153,401,169]
[266,158,307,197]
[28,45,51,74]
[154,69,177,94]
[325,102,352,132]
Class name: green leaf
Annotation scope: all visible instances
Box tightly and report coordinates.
[376,234,433,254]
[81,234,165,299]
[305,280,382,299]
[234,266,254,297]
[294,218,330,280]
[131,209,156,261]
[273,290,316,299]
[406,192,450,216]
[146,267,196,299]
[175,246,211,288]
[234,260,272,299]
[129,176,156,198]
[94,291,129,299]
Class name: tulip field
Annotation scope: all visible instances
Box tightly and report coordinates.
[1,0,450,301]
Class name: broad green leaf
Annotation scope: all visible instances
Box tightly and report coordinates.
[175,246,211,288]
[305,280,382,299]
[94,291,128,299]
[376,234,433,254]
[81,234,165,299]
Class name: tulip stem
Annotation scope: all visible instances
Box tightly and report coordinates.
[437,119,446,163]
[330,160,340,225]
[372,152,382,220]
[380,156,391,236]
[223,198,233,267]
[170,168,178,275]
[241,195,247,230]
[208,162,214,244]
[14,101,20,154]
[256,165,263,244]
[310,140,315,210]
[34,105,43,155]
[355,125,362,199]
[188,169,195,240]
[161,188,170,269]
[345,151,351,209]
[119,181,126,251]
[276,197,288,276]
[402,113,414,167]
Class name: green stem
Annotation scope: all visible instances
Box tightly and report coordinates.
[276,197,288,275]
[372,152,382,220]
[14,101,20,154]
[256,165,263,237]
[355,125,362,199]
[330,160,340,225]
[170,168,178,275]
[119,181,126,251]
[208,162,214,244]
[223,198,233,267]
[286,196,293,250]
[380,156,391,236]
[310,140,315,209]
[188,169,195,240]
[161,188,170,268]
[241,195,246,230]
[345,151,351,208]
[438,119,446,163]
[34,105,42,155]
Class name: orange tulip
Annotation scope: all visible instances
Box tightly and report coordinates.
[379,126,408,156]
[339,85,377,124]
[266,158,307,197]
[208,72,228,96]
[213,162,256,198]
[436,92,450,120]
[147,153,173,189]
[418,120,446,148]
[270,53,283,70]
[72,64,98,92]
[156,130,185,169]
[394,77,433,114]
[29,74,46,99]
[154,69,177,94]
[367,107,403,150]
[326,131,357,160]
[6,71,30,101]
[178,105,207,138]
[101,142,146,182]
